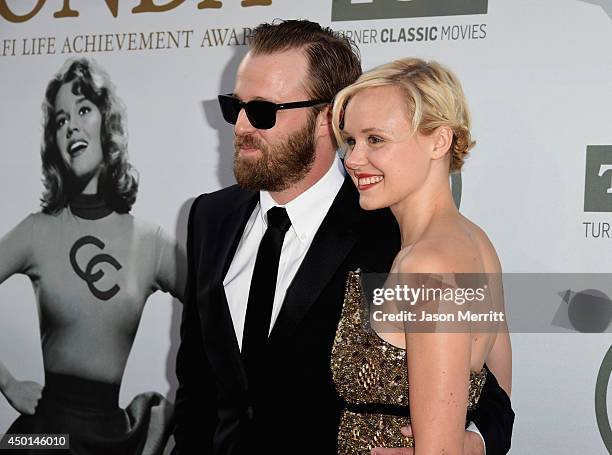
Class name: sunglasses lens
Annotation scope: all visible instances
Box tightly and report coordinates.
[218,95,240,125]
[245,101,277,129]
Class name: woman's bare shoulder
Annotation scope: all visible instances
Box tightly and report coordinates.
[396,215,499,274]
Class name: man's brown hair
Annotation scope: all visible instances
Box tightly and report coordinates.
[250,20,362,109]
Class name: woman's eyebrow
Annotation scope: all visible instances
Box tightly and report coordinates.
[360,127,388,134]
[54,97,88,116]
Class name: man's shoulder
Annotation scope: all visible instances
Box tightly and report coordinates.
[189,184,256,219]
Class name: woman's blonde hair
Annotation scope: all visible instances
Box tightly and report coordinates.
[332,58,475,172]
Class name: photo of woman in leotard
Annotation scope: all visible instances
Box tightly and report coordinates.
[0,57,185,455]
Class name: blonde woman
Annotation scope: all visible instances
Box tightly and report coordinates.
[330,58,512,454]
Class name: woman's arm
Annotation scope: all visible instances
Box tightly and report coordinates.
[405,329,472,455]
[0,214,35,284]
[400,246,477,455]
[0,214,42,414]
[153,225,186,303]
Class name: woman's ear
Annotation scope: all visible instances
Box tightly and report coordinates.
[431,126,453,160]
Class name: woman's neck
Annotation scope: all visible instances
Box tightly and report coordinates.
[391,179,457,248]
[69,193,113,220]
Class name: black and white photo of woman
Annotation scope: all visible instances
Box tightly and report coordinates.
[0,57,185,455]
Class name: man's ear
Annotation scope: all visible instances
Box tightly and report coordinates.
[431,126,453,160]
[316,104,333,139]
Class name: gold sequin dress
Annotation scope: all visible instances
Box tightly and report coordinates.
[331,271,487,454]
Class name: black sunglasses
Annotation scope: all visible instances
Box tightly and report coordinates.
[218,94,329,129]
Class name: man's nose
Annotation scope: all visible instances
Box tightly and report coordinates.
[234,108,256,135]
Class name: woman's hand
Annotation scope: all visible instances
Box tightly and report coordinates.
[2,378,42,415]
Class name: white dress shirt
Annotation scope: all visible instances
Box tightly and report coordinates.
[223,155,345,349]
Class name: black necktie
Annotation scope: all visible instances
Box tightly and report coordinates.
[242,206,292,384]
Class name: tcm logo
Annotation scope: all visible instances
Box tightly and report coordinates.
[332,0,488,22]
[584,145,612,212]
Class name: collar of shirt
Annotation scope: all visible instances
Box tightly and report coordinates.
[258,153,346,243]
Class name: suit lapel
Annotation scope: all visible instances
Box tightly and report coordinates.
[203,190,258,390]
[211,192,259,286]
[270,177,362,341]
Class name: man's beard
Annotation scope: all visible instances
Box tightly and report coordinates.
[233,114,317,192]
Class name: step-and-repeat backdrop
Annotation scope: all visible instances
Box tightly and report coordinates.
[1,1,611,453]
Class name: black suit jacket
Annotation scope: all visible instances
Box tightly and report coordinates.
[174,177,514,454]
